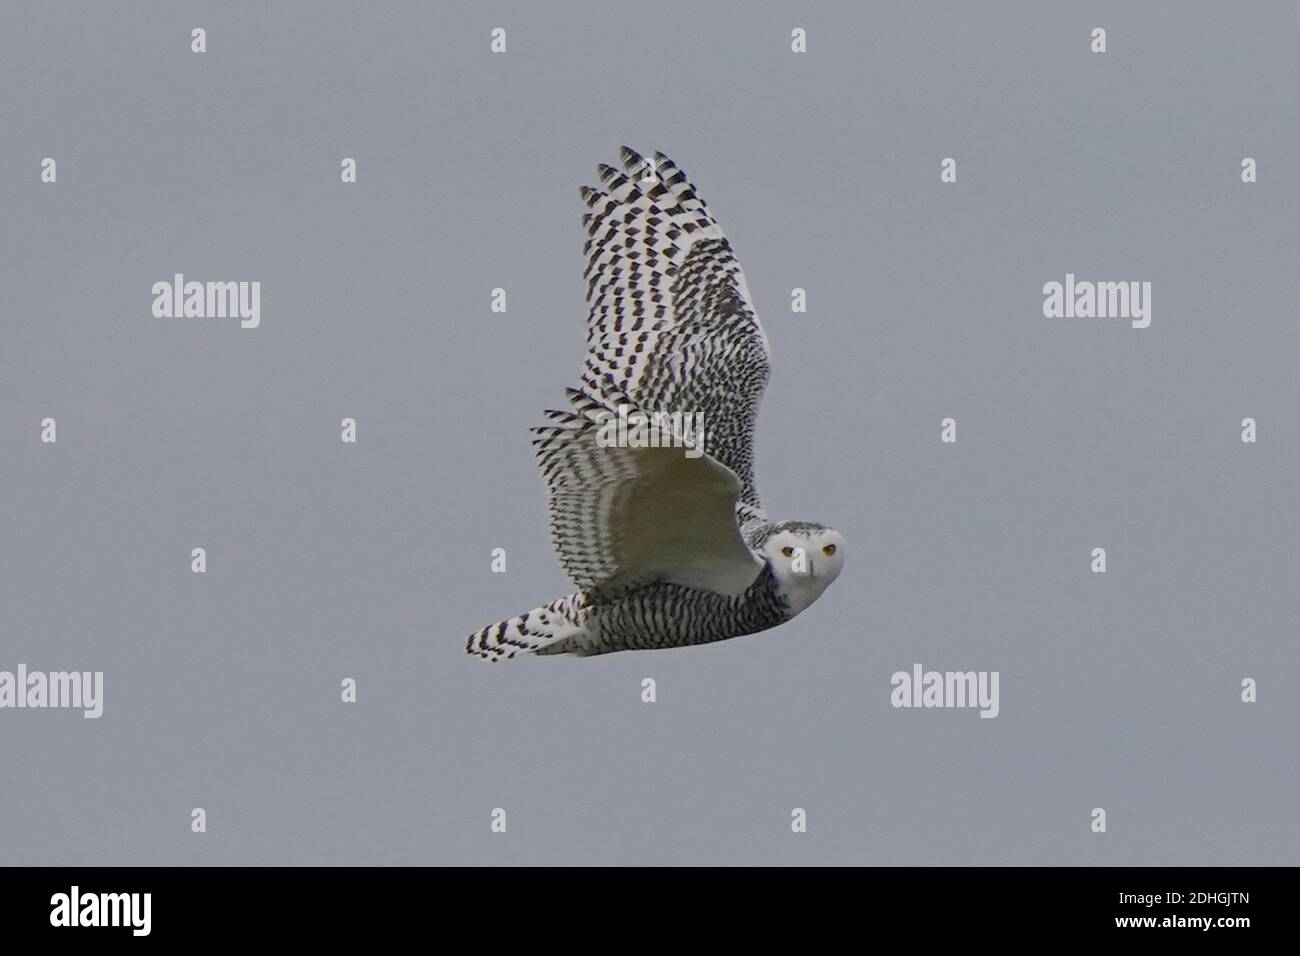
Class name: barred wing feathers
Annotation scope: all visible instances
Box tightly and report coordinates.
[531,381,763,600]
[576,147,772,510]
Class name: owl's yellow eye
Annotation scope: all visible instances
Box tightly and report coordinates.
[781,546,795,557]
[822,544,837,557]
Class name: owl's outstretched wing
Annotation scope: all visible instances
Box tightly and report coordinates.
[532,381,764,599]
[577,147,771,512]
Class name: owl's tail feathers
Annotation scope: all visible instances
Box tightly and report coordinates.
[466,592,593,662]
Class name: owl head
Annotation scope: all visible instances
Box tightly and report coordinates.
[760,521,846,616]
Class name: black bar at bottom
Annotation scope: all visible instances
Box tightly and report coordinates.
[0,866,1280,941]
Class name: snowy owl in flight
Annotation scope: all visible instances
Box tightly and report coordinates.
[467,147,845,659]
